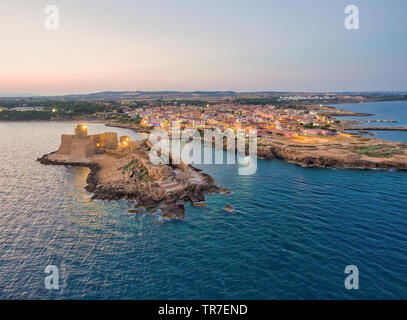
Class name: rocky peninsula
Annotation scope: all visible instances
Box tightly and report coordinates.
[38,125,229,219]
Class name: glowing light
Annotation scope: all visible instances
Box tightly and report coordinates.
[82,125,87,129]
[52,108,57,112]
[96,143,100,148]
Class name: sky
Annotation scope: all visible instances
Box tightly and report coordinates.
[0,0,406,95]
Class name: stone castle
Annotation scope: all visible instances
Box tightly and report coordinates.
[56,124,129,159]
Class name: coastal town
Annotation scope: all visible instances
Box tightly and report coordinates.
[122,102,339,138]
[2,90,407,172]
[103,99,407,172]
[0,90,401,173]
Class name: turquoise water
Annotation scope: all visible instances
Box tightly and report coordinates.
[333,100,407,143]
[0,103,406,299]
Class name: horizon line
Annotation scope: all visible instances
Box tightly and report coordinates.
[1,89,407,98]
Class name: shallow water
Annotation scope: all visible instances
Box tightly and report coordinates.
[334,100,407,142]
[0,117,406,299]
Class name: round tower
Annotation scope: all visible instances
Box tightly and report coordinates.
[74,124,88,138]
[119,135,130,146]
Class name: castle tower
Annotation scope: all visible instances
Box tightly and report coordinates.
[119,135,130,146]
[56,125,119,159]
[74,124,88,138]
[99,132,119,149]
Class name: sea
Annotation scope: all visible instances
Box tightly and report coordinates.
[0,101,406,299]
[334,100,407,143]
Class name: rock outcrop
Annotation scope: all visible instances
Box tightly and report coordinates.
[161,203,185,220]
[256,140,407,170]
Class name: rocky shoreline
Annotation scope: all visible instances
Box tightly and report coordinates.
[321,111,373,117]
[256,139,407,170]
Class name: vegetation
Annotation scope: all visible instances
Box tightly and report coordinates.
[138,167,152,183]
[302,123,333,131]
[289,144,317,149]
[122,160,151,183]
[112,114,141,124]
[234,98,280,105]
[303,123,317,129]
[355,136,371,141]
[122,159,138,172]
[352,144,404,158]
[0,110,54,120]
[159,99,209,107]
[0,99,123,120]
[362,94,407,102]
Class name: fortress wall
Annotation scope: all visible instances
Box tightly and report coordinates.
[56,134,73,155]
[100,132,118,149]
[90,135,106,154]
[55,127,118,159]
[74,125,88,138]
[70,137,97,158]
[89,134,101,145]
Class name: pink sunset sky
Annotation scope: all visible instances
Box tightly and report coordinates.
[1,0,406,95]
